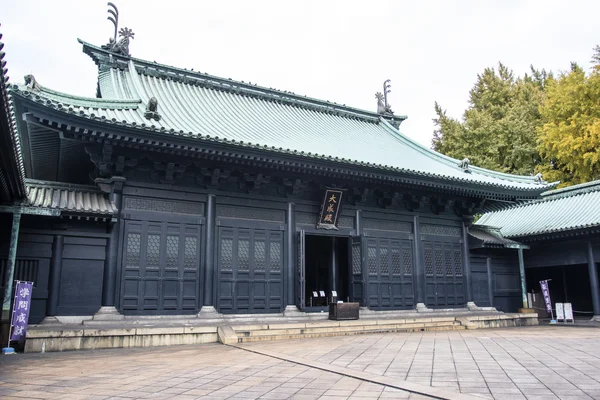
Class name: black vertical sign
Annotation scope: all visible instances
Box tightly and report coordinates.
[317,189,344,230]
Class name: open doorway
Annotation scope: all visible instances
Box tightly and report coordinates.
[303,235,350,311]
[526,264,593,319]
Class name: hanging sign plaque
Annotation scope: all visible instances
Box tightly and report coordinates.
[317,189,344,230]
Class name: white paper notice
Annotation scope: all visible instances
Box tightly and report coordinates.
[564,303,574,322]
[332,291,337,297]
[556,303,565,321]
[319,291,325,297]
[312,291,318,298]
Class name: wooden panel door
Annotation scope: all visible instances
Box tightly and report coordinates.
[348,236,364,304]
[366,237,415,310]
[217,226,284,314]
[424,240,465,307]
[121,220,201,314]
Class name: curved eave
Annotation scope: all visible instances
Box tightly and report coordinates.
[12,98,554,202]
[504,224,600,243]
[0,30,27,202]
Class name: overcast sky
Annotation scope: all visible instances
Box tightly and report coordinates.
[2,0,599,147]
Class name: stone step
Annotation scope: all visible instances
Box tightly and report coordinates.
[230,316,458,333]
[237,324,466,343]
[237,320,461,337]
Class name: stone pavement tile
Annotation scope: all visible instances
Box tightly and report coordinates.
[461,387,492,395]
[229,394,261,400]
[260,389,302,398]
[378,392,411,399]
[137,393,177,399]
[9,390,63,399]
[524,395,560,400]
[557,397,594,400]
[489,387,522,395]
[407,394,437,400]
[180,389,214,396]
[577,384,600,390]
[431,382,459,389]
[160,387,191,394]
[110,390,150,398]
[581,390,600,397]
[515,384,547,390]
[1,397,46,400]
[322,389,354,396]
[518,388,555,396]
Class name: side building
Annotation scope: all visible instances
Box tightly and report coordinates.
[477,181,600,321]
[1,33,555,325]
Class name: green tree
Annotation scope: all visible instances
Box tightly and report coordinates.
[433,64,549,175]
[537,56,600,186]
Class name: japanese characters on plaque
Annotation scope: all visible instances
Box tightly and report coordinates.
[10,281,34,341]
[317,189,344,230]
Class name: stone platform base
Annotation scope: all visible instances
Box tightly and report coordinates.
[24,311,538,353]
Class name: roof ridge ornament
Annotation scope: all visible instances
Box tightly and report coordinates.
[375,79,394,116]
[24,74,41,91]
[144,97,161,121]
[458,158,471,173]
[533,172,544,184]
[101,3,134,57]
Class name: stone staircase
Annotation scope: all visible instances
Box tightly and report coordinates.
[228,316,465,343]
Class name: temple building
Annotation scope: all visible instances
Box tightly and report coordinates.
[1,23,557,330]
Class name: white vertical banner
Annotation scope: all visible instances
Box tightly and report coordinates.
[556,303,565,322]
[564,303,574,323]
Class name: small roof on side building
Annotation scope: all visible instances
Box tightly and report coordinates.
[25,179,117,219]
[469,225,528,249]
[476,180,600,239]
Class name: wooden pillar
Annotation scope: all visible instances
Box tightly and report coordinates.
[462,222,474,303]
[486,257,493,307]
[562,266,569,303]
[413,215,425,305]
[101,192,122,307]
[1,212,21,321]
[355,209,362,236]
[587,240,600,317]
[203,194,217,308]
[47,235,64,316]
[285,203,296,307]
[330,237,337,294]
[518,248,528,309]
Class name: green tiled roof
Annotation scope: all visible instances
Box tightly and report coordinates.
[476,180,600,238]
[25,179,117,216]
[10,40,558,195]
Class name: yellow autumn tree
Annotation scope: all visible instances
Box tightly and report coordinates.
[537,48,600,187]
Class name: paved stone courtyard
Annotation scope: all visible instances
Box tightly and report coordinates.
[1,326,599,399]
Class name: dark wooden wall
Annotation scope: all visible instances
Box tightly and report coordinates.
[0,215,108,322]
[470,249,522,312]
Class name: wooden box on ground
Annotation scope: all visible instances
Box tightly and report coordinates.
[329,302,359,320]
